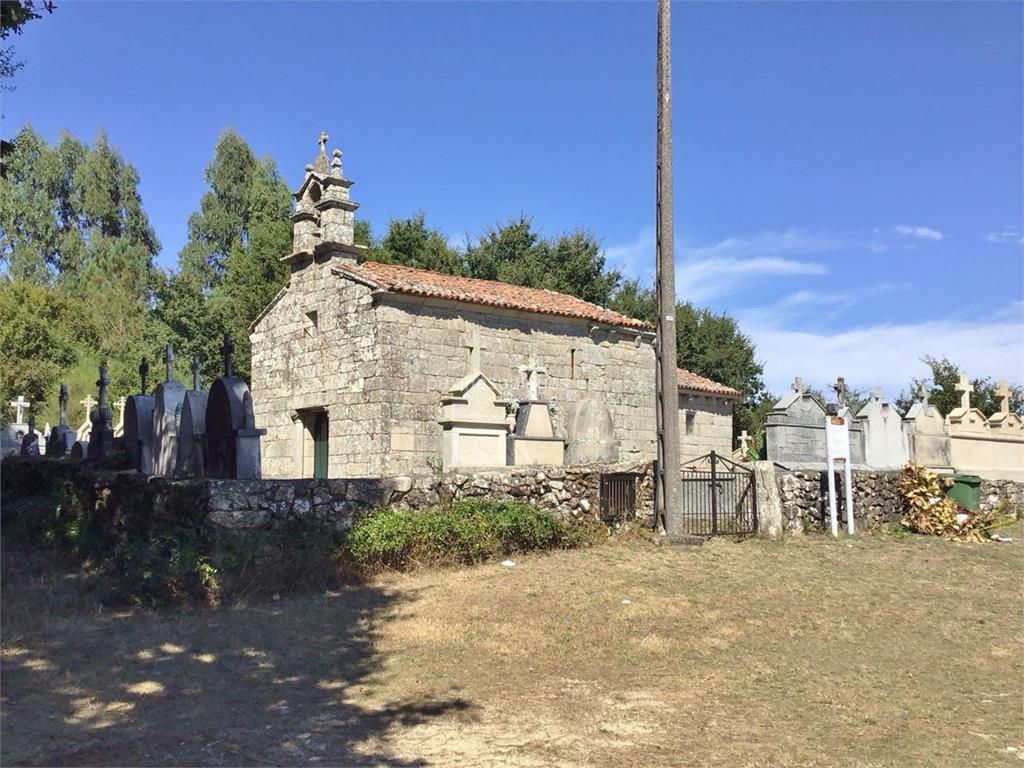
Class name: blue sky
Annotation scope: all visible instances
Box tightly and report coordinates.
[4,1,1022,395]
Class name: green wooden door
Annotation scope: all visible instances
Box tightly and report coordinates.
[313,412,329,479]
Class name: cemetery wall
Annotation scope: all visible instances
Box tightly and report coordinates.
[775,468,1024,533]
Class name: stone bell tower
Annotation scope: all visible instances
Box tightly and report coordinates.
[285,131,365,269]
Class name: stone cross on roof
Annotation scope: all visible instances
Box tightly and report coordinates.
[832,376,848,408]
[738,429,751,454]
[791,376,804,394]
[164,344,175,382]
[917,382,930,407]
[80,394,96,421]
[519,356,548,401]
[58,384,68,426]
[871,387,883,401]
[139,358,149,395]
[995,379,1011,415]
[221,333,235,378]
[9,394,29,423]
[191,354,202,391]
[319,130,329,154]
[463,331,487,376]
[956,372,973,410]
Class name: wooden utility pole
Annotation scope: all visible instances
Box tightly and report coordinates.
[656,0,682,537]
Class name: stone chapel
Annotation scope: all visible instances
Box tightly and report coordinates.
[249,134,739,479]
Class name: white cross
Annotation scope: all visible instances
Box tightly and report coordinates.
[917,382,930,407]
[80,394,97,421]
[872,387,883,401]
[738,429,751,453]
[956,372,973,411]
[518,356,548,401]
[9,395,29,423]
[791,376,804,394]
[995,380,1011,415]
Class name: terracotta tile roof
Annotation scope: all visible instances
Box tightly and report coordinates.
[334,260,653,331]
[677,367,741,398]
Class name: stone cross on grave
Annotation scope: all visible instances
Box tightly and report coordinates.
[791,376,804,394]
[221,333,235,378]
[738,429,751,454]
[191,354,202,391]
[163,344,175,383]
[995,379,1011,415]
[518,356,548,401]
[832,377,848,409]
[80,394,97,422]
[9,394,30,423]
[96,363,110,412]
[58,384,69,427]
[463,331,487,376]
[956,372,973,411]
[917,382,930,407]
[139,358,149,395]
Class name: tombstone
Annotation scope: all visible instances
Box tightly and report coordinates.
[152,344,187,477]
[124,358,155,474]
[70,440,89,460]
[766,376,865,467]
[565,378,619,465]
[46,384,77,458]
[945,370,994,469]
[507,357,564,466]
[19,416,41,456]
[175,354,209,477]
[112,397,127,438]
[205,335,266,479]
[76,394,95,442]
[855,387,909,469]
[902,383,953,472]
[87,363,116,459]
[439,332,510,471]
[3,394,31,455]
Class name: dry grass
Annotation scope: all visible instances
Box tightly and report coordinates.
[2,527,1022,767]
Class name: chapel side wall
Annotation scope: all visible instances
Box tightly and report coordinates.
[372,296,734,475]
[677,393,734,463]
[250,258,384,478]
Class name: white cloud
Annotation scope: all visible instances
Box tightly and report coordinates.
[603,226,655,277]
[734,284,905,329]
[678,256,827,303]
[984,229,1024,244]
[744,304,1024,397]
[688,228,859,260]
[894,224,943,241]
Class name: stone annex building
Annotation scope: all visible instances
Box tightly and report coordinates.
[250,135,739,479]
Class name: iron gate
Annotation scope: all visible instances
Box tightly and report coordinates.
[600,472,637,521]
[680,451,757,536]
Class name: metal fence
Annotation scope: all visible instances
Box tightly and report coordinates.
[600,473,638,521]
[679,451,757,536]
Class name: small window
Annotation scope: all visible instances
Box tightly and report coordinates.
[305,310,319,336]
[685,410,696,435]
[569,348,576,379]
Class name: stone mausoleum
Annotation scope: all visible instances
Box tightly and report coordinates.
[250,135,739,478]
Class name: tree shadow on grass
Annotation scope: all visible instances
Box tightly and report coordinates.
[1,559,473,767]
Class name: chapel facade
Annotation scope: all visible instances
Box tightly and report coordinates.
[249,136,739,479]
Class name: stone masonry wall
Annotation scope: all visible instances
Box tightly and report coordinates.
[250,256,383,478]
[776,469,1024,533]
[374,294,733,476]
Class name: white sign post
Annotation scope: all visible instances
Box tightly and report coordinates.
[824,414,855,537]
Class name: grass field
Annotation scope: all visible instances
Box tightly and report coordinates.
[2,526,1022,767]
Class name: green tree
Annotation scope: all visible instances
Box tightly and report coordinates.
[162,129,292,381]
[895,356,1023,417]
[369,212,464,275]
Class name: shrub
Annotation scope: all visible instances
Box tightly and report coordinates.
[343,499,598,572]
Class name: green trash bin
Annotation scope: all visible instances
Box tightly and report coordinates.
[942,473,983,511]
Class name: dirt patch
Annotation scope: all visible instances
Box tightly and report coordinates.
[3,528,1022,766]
